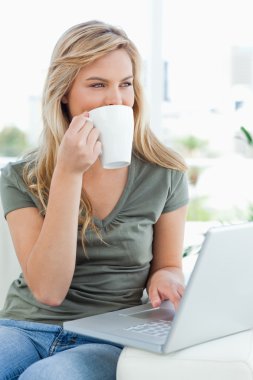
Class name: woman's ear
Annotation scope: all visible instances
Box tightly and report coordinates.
[61,95,68,104]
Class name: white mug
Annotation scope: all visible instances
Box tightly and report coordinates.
[89,105,134,169]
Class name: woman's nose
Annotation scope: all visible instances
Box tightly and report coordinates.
[104,87,123,105]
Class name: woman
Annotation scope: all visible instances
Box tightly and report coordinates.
[0,20,188,379]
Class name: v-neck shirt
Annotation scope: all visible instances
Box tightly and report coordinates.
[91,158,135,228]
[0,154,189,325]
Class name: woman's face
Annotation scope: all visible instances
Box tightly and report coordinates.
[63,49,135,117]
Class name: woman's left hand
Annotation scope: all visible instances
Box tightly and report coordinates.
[147,268,185,310]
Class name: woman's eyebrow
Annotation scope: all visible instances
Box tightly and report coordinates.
[85,75,133,82]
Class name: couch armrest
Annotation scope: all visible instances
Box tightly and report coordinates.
[117,329,253,380]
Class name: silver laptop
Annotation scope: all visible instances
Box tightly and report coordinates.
[64,222,253,354]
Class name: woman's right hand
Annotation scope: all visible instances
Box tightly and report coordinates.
[57,113,102,174]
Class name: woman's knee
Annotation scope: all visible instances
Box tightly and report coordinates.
[20,343,122,380]
[0,325,40,379]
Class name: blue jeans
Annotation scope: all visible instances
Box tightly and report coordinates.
[0,319,123,380]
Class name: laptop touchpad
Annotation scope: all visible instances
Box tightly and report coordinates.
[126,307,175,321]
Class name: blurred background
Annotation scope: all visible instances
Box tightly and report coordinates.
[1,0,253,306]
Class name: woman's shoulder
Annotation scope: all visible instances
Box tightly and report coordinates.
[0,157,41,218]
[130,153,189,213]
[133,152,186,180]
[1,158,30,182]
[132,152,189,196]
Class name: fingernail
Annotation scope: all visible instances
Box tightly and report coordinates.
[152,299,160,308]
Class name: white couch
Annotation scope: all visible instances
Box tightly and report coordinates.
[117,329,253,380]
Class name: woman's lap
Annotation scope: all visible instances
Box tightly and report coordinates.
[0,319,122,380]
[20,343,122,380]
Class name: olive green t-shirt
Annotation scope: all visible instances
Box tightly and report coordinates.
[0,154,189,325]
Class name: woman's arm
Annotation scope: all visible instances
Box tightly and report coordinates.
[6,170,82,306]
[6,114,101,306]
[146,205,188,310]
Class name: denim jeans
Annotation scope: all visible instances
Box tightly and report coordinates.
[0,319,123,380]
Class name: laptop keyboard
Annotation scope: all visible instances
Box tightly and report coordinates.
[124,320,172,338]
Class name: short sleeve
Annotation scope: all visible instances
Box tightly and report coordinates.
[0,163,37,218]
[162,170,189,213]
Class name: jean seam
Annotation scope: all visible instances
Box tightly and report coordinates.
[48,328,64,356]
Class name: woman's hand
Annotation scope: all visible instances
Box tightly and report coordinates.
[57,112,102,174]
[147,268,185,310]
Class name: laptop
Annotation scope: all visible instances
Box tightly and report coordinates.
[64,222,253,354]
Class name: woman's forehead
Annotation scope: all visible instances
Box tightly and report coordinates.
[79,49,133,77]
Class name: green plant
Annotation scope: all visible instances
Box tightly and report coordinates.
[174,135,209,157]
[187,196,215,221]
[187,166,205,186]
[240,126,253,146]
[247,203,253,221]
[183,244,201,257]
[0,125,29,156]
[178,135,208,151]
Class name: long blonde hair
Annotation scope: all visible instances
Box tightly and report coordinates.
[23,20,187,246]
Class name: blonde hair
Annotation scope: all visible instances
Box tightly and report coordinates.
[23,20,187,248]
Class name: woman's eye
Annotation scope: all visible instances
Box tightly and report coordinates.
[89,82,133,88]
[121,82,133,87]
[90,83,104,88]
